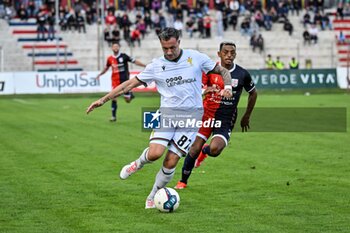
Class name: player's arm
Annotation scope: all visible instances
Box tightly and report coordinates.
[241,89,257,132]
[208,64,232,98]
[134,59,146,67]
[96,66,109,80]
[86,77,142,114]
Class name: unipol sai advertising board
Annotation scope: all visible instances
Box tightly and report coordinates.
[14,71,110,94]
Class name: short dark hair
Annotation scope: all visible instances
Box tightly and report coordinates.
[219,41,236,51]
[111,41,120,46]
[158,27,180,41]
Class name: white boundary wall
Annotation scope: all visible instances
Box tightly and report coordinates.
[0,71,156,95]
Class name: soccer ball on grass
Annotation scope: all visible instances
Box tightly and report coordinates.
[154,187,180,212]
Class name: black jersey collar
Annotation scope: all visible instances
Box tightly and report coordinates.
[164,49,183,63]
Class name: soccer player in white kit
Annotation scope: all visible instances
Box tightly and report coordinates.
[86,28,233,209]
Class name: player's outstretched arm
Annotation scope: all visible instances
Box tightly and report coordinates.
[208,64,232,98]
[134,59,146,68]
[96,66,109,80]
[86,77,142,114]
[241,89,257,132]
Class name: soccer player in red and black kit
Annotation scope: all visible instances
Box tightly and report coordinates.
[175,42,257,189]
[96,41,146,122]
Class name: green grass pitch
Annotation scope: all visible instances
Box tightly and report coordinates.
[0,92,349,233]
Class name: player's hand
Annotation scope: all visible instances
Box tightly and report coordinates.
[240,114,250,132]
[203,84,220,95]
[222,88,232,98]
[86,100,104,114]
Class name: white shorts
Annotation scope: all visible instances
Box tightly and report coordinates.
[149,129,197,157]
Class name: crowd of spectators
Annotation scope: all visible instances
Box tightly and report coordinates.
[0,0,349,49]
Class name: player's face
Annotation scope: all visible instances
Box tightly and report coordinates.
[160,37,181,61]
[112,44,120,54]
[218,45,236,68]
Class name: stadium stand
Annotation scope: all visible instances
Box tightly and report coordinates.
[0,0,348,71]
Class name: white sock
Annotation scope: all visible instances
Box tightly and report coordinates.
[136,147,150,169]
[147,166,176,199]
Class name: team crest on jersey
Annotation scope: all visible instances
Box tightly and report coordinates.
[232,79,239,87]
[187,57,193,66]
[118,57,123,63]
[162,65,165,71]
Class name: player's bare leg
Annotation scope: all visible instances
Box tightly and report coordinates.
[203,136,226,157]
[146,150,181,208]
[119,143,166,180]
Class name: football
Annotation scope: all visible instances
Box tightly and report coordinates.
[154,187,180,212]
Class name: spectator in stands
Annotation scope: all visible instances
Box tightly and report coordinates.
[85,6,94,25]
[303,29,311,45]
[66,8,76,31]
[152,0,161,13]
[255,34,264,53]
[240,17,250,37]
[265,54,274,70]
[274,56,285,70]
[137,19,147,39]
[203,13,212,38]
[185,17,195,38]
[321,12,332,30]
[289,57,299,69]
[59,12,67,31]
[230,11,238,30]
[313,11,323,28]
[338,31,347,44]
[303,11,311,28]
[36,7,47,40]
[283,19,293,36]
[174,17,184,37]
[27,0,36,18]
[105,10,117,27]
[111,26,121,43]
[336,2,344,20]
[47,11,55,40]
[130,27,141,47]
[290,0,301,16]
[104,27,112,46]
[263,9,272,31]
[76,11,86,33]
[17,4,28,21]
[197,16,205,38]
[309,24,318,44]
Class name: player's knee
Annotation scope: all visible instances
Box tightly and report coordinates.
[209,146,223,157]
[147,145,165,161]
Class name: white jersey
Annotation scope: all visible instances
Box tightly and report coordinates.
[137,49,216,109]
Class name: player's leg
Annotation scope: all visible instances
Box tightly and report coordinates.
[110,97,117,122]
[174,136,206,189]
[203,135,227,157]
[146,130,196,208]
[146,149,181,208]
[119,130,173,180]
[110,79,119,121]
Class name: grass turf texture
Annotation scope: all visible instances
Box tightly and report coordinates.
[0,92,349,233]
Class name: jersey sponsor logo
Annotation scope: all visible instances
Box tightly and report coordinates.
[166,76,196,87]
[143,110,161,129]
[118,57,124,63]
[232,79,239,87]
[0,81,4,91]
